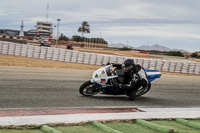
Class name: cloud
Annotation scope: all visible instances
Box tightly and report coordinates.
[0,0,200,52]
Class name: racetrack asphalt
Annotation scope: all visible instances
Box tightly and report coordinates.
[0,66,200,108]
[0,66,200,126]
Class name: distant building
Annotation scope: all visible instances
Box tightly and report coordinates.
[0,21,53,41]
[0,21,27,36]
[0,29,27,36]
[36,21,52,33]
[28,21,53,39]
[19,20,24,36]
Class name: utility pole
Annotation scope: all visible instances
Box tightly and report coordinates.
[56,19,61,48]
[53,25,56,40]
[46,3,49,22]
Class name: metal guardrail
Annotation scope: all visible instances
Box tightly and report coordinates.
[0,42,200,75]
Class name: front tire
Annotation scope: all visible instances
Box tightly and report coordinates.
[79,80,101,96]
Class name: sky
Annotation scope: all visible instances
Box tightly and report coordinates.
[0,0,200,52]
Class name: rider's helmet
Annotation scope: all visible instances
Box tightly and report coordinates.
[123,59,135,73]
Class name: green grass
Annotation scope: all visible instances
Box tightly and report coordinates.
[0,129,43,133]
[187,119,200,123]
[104,122,160,133]
[151,120,200,133]
[53,119,200,133]
[54,124,105,133]
[1,119,200,133]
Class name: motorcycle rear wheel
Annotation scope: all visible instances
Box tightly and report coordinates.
[128,83,151,101]
[136,83,151,97]
[79,80,101,96]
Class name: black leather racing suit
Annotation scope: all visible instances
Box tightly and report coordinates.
[119,64,149,94]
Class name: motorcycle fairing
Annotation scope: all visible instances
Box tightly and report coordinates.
[145,69,161,82]
[92,65,117,85]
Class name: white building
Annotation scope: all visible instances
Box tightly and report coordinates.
[28,21,53,39]
[36,21,52,33]
[19,20,24,36]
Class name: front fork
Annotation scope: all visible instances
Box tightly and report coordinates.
[91,79,120,93]
[90,79,102,92]
[90,79,95,83]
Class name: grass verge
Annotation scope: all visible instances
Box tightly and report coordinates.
[0,54,199,77]
[1,119,200,133]
[0,54,101,70]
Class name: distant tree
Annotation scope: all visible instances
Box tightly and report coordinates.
[71,36,108,47]
[59,33,69,41]
[166,51,184,57]
[71,35,82,42]
[90,38,108,44]
[191,52,198,58]
[78,21,90,46]
[78,21,90,37]
[119,47,131,51]
[149,50,162,55]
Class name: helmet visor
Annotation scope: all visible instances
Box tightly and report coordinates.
[123,65,133,72]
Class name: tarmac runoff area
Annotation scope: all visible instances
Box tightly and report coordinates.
[0,107,200,126]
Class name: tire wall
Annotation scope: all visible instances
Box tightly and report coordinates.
[0,42,199,75]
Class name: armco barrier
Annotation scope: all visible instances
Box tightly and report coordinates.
[0,42,200,75]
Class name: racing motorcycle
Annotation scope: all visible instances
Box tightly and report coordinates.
[79,64,161,100]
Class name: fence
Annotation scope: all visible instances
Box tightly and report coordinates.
[0,42,200,75]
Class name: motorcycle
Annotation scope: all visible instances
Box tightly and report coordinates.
[79,64,161,100]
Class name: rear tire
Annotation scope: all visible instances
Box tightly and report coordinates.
[128,83,151,101]
[136,83,151,97]
[79,80,101,96]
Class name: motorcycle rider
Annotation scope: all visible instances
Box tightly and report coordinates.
[113,59,149,100]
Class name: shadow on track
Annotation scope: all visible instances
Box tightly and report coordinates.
[79,95,183,107]
[79,95,164,102]
[79,95,129,101]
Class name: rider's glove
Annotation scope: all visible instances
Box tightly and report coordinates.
[106,62,112,65]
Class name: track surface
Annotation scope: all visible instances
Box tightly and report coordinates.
[0,66,200,109]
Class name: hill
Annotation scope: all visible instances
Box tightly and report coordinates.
[137,44,189,53]
[108,43,135,48]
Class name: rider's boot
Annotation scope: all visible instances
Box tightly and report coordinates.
[129,89,137,101]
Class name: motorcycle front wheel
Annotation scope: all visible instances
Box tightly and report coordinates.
[79,80,101,96]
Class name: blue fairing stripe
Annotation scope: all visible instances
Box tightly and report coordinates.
[145,69,161,82]
[145,69,160,72]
